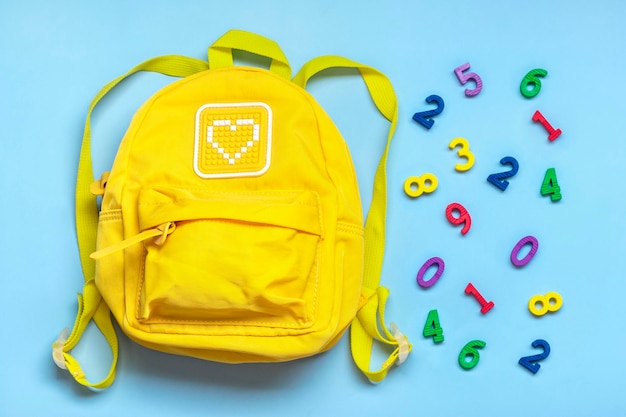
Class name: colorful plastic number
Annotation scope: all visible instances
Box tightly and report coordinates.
[510,235,539,267]
[532,110,562,141]
[458,340,486,370]
[454,62,483,97]
[423,309,444,343]
[412,95,444,129]
[446,202,471,235]
[519,339,551,374]
[464,282,494,314]
[520,68,548,98]
[541,167,562,201]
[404,174,438,198]
[417,257,445,288]
[487,156,519,191]
[528,292,562,316]
[448,137,475,171]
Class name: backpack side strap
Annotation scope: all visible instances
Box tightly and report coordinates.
[293,56,412,383]
[55,55,210,389]
[52,279,117,389]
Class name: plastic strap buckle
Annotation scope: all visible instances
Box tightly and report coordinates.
[52,327,70,370]
[389,322,409,366]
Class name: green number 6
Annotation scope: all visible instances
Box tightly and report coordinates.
[520,68,548,98]
[458,340,486,370]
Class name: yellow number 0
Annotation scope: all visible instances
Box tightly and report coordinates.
[528,291,563,316]
[449,137,475,172]
[404,173,438,198]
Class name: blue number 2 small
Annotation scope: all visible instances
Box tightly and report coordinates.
[412,95,444,129]
[487,156,519,191]
[519,339,551,374]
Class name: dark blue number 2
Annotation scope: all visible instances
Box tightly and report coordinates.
[412,95,444,129]
[518,339,551,374]
[487,156,519,191]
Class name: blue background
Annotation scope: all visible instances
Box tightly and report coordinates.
[1,1,625,416]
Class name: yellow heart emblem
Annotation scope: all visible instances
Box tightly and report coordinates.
[194,102,272,178]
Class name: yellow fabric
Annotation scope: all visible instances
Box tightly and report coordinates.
[76,55,211,281]
[59,30,408,389]
[93,64,364,363]
[64,55,210,388]
[293,56,412,383]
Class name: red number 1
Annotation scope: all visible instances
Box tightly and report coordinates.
[464,282,495,314]
[532,110,562,141]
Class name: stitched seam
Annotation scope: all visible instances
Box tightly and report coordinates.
[139,197,319,209]
[139,189,318,205]
[136,248,147,321]
[99,210,123,222]
[309,237,321,325]
[336,221,364,236]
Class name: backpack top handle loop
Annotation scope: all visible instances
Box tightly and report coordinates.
[208,29,292,79]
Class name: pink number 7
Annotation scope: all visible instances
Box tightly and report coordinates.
[454,62,483,97]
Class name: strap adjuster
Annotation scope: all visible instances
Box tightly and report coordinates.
[52,327,70,370]
[389,322,409,366]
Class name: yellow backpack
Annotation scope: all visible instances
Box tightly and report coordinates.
[53,29,411,389]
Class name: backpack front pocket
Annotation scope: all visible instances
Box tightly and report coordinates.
[136,187,323,329]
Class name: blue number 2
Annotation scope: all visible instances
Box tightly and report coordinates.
[412,95,444,129]
[518,339,550,374]
[487,156,519,191]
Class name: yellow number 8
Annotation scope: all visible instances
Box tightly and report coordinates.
[404,174,438,198]
[528,291,562,316]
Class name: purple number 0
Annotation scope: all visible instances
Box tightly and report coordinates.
[510,235,539,267]
[417,257,445,288]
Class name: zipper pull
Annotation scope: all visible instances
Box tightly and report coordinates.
[90,222,176,260]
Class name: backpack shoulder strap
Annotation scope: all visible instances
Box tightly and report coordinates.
[54,55,210,389]
[293,56,412,383]
[57,30,292,389]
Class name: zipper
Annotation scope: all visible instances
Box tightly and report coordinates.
[90,222,176,260]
